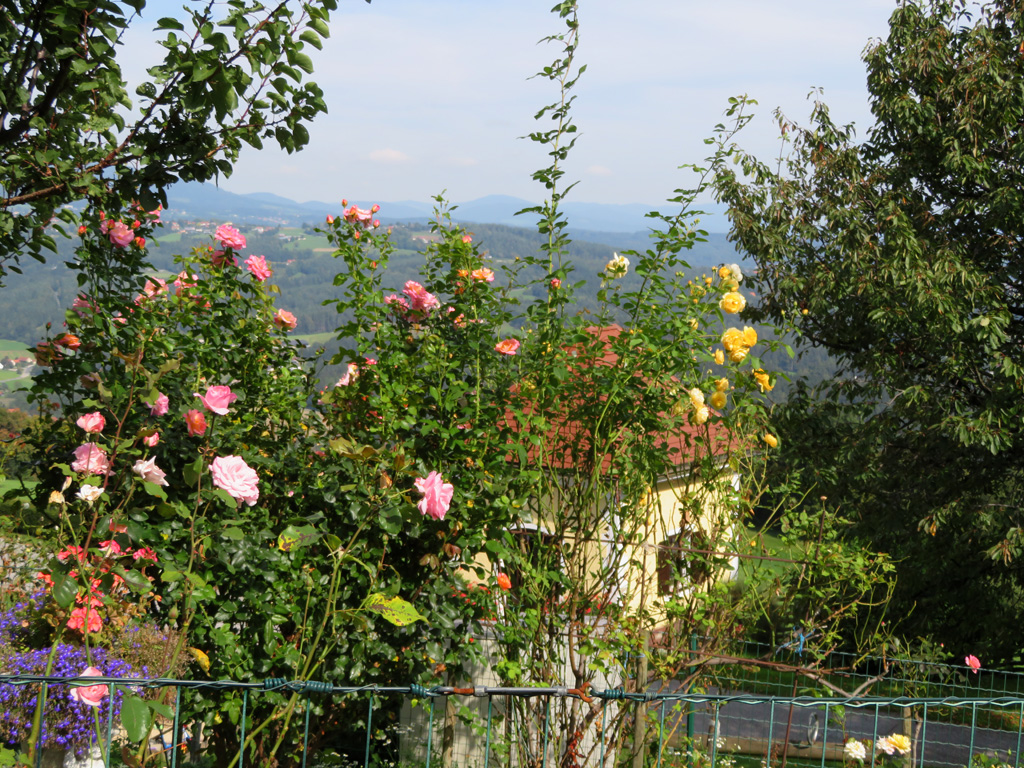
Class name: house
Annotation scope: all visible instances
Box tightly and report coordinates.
[402,325,744,766]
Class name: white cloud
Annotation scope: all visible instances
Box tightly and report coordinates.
[586,165,613,177]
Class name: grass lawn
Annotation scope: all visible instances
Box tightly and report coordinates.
[297,332,336,345]
[0,339,29,353]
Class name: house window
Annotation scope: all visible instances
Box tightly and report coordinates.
[656,530,712,595]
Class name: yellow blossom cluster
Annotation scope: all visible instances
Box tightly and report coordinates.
[721,326,757,363]
[688,387,709,425]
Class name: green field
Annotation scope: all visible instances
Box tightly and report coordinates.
[0,339,29,352]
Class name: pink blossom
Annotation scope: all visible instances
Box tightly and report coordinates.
[69,667,107,706]
[71,443,111,475]
[273,309,298,331]
[56,545,87,563]
[55,333,81,351]
[495,338,520,356]
[149,392,169,417]
[72,295,97,317]
[174,271,198,297]
[133,457,169,486]
[185,409,207,436]
[133,547,158,562]
[136,278,168,304]
[143,432,159,447]
[98,539,122,556]
[245,255,273,282]
[336,363,360,387]
[413,471,454,521]
[76,412,105,434]
[462,234,472,244]
[211,455,260,506]
[966,655,981,673]
[471,268,495,283]
[215,225,246,250]
[211,249,237,268]
[108,221,134,248]
[385,294,411,318]
[195,385,238,415]
[343,205,373,225]
[403,281,440,314]
[550,278,562,289]
[134,236,146,249]
[67,608,102,635]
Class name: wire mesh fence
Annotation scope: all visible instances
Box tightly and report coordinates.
[2,639,1022,768]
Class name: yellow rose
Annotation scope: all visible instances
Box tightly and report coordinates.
[688,387,705,407]
[718,265,732,279]
[753,369,773,392]
[714,349,725,365]
[719,291,746,314]
[723,278,739,292]
[763,433,778,448]
[691,405,710,425]
[721,327,744,352]
[729,348,748,363]
[688,317,699,330]
[715,377,730,392]
[742,326,758,347]
[710,391,727,409]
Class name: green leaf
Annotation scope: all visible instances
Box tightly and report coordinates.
[183,458,204,487]
[363,594,427,627]
[51,573,78,609]
[277,524,320,552]
[120,694,151,743]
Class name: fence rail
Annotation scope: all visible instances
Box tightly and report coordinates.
[4,670,1024,768]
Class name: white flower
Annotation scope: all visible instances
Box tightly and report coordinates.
[133,457,169,486]
[845,739,867,762]
[605,252,630,278]
[76,484,104,505]
[725,263,743,282]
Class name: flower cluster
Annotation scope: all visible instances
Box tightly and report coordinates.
[721,325,757,363]
[844,734,912,764]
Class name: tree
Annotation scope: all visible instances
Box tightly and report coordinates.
[712,0,1024,662]
[0,0,334,283]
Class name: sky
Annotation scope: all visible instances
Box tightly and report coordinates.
[128,0,899,207]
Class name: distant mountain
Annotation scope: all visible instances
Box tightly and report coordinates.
[163,183,730,234]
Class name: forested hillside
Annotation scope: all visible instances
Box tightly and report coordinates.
[0,218,836,390]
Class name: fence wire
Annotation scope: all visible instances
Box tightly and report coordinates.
[3,643,1023,768]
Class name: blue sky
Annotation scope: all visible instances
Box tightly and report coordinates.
[127,0,897,207]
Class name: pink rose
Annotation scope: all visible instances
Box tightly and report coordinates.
[215,224,246,250]
[149,393,169,417]
[211,455,260,506]
[69,667,107,706]
[343,205,373,225]
[133,457,168,486]
[71,443,111,475]
[273,309,298,331]
[495,338,520,356]
[384,294,411,318]
[550,278,562,289]
[133,547,158,562]
[174,271,198,297]
[966,654,981,673]
[245,255,272,282]
[413,470,453,521]
[336,363,360,387]
[76,412,105,434]
[143,432,159,447]
[185,409,208,436]
[108,221,133,248]
[403,281,440,313]
[195,385,238,415]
